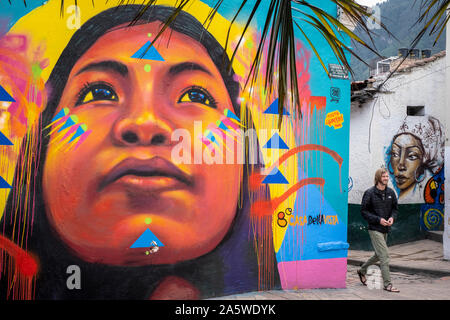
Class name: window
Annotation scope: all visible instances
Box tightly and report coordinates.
[407,106,425,116]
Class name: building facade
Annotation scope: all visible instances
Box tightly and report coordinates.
[0,0,352,299]
[349,52,446,250]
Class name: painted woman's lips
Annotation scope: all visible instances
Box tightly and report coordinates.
[395,175,407,185]
[98,157,194,192]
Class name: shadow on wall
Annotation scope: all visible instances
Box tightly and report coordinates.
[348,204,427,251]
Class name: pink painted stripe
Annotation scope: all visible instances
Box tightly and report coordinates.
[207,123,226,139]
[221,116,239,130]
[278,258,347,289]
[61,123,81,142]
[199,135,216,154]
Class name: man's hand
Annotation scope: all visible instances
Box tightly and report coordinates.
[380,218,389,226]
[387,217,394,226]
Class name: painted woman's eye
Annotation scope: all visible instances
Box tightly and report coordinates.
[76,83,118,106]
[407,153,419,160]
[178,86,217,108]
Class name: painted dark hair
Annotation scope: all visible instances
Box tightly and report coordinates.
[1,5,278,299]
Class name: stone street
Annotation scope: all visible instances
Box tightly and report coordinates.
[212,264,450,300]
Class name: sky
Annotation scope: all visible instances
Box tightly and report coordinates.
[356,0,386,6]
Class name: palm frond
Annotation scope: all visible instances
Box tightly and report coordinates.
[376,0,448,91]
[414,0,450,46]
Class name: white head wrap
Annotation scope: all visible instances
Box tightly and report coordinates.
[396,115,445,174]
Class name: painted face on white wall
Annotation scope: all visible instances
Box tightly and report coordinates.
[390,133,424,195]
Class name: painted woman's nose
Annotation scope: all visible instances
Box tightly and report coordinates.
[398,153,407,171]
[112,113,171,147]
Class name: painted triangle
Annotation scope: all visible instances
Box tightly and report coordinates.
[130,228,164,248]
[0,131,13,145]
[131,41,165,61]
[68,125,86,143]
[262,168,289,184]
[0,85,15,102]
[0,176,12,188]
[51,108,69,123]
[224,109,241,122]
[216,120,229,131]
[263,98,290,116]
[58,116,78,133]
[263,132,289,149]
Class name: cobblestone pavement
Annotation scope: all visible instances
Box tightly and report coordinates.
[211,264,450,300]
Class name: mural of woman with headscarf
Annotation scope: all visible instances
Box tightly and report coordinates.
[387,115,445,202]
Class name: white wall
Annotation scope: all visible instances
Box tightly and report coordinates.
[444,15,450,260]
[349,55,446,205]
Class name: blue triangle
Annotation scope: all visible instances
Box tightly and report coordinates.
[263,98,290,116]
[217,121,229,131]
[51,108,69,123]
[225,109,241,122]
[263,133,289,149]
[131,41,165,61]
[130,228,164,248]
[0,176,12,189]
[58,117,77,133]
[68,126,86,143]
[0,131,13,146]
[205,132,219,146]
[262,168,289,184]
[0,85,15,102]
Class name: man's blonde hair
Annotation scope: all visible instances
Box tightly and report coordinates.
[374,168,388,185]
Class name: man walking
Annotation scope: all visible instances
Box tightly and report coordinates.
[357,168,400,292]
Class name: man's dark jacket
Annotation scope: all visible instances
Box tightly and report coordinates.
[361,186,398,233]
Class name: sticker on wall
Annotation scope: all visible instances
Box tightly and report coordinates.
[325,110,344,129]
[328,63,349,80]
[330,87,340,103]
[131,41,165,61]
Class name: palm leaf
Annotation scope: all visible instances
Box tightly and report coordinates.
[376,0,448,91]
[414,0,450,45]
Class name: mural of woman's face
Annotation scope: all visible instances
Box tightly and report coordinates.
[390,133,424,194]
[42,22,242,265]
